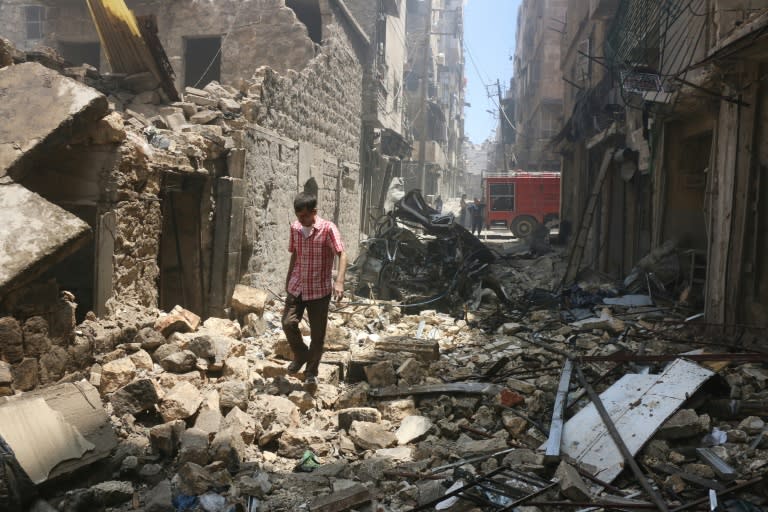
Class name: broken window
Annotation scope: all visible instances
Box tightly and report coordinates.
[59,42,101,70]
[490,183,515,212]
[184,37,222,88]
[286,0,322,45]
[24,5,44,40]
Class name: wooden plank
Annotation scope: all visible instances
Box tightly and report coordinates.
[544,358,573,463]
[368,382,502,399]
[309,484,372,512]
[373,335,439,362]
[94,212,116,318]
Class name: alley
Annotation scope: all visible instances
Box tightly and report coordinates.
[1,0,768,511]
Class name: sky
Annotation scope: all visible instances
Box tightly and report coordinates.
[463,0,521,144]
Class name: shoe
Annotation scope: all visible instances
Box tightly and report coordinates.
[304,375,318,385]
[287,360,306,372]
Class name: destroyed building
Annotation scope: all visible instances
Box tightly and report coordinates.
[3,1,768,512]
[557,0,768,327]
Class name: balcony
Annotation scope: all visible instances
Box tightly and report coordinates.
[412,141,448,168]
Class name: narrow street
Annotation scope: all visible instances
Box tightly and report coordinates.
[1,1,768,511]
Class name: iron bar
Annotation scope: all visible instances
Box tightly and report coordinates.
[574,363,670,512]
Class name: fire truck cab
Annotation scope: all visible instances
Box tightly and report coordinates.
[483,171,561,238]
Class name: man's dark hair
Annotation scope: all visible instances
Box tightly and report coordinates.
[294,192,317,212]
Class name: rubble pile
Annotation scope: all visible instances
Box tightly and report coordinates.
[1,252,766,511]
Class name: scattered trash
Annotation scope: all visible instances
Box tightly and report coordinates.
[294,450,321,473]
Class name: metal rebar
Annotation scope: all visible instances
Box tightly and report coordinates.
[574,363,670,512]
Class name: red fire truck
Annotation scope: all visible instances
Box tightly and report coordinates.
[482,171,561,238]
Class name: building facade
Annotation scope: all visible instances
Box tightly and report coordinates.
[558,0,768,328]
[403,0,465,200]
[510,0,567,172]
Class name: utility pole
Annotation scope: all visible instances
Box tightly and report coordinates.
[417,0,432,194]
[496,79,510,171]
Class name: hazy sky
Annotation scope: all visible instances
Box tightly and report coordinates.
[463,0,521,144]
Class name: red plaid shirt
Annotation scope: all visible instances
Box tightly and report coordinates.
[287,216,345,300]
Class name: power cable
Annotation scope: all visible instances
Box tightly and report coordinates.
[192,1,247,88]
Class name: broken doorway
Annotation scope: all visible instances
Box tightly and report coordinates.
[184,36,222,88]
[159,173,210,316]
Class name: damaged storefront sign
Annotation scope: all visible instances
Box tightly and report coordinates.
[353,190,507,314]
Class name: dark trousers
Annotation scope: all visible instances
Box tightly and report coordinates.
[471,217,483,236]
[281,293,331,376]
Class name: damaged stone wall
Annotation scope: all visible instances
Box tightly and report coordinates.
[240,23,364,292]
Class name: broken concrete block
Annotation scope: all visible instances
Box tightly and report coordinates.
[396,416,433,445]
[22,316,50,359]
[152,343,181,363]
[218,97,241,113]
[163,112,187,132]
[187,335,215,360]
[194,390,223,437]
[278,428,329,458]
[160,350,198,373]
[364,361,397,388]
[0,62,108,181]
[0,317,24,364]
[250,394,300,430]
[738,416,765,435]
[396,358,424,385]
[139,463,164,486]
[11,358,37,391]
[231,285,269,318]
[154,306,200,337]
[149,420,186,457]
[90,481,134,507]
[456,436,509,458]
[210,427,246,472]
[158,381,203,422]
[202,317,242,339]
[129,349,154,371]
[123,71,160,93]
[338,408,382,431]
[348,421,397,451]
[190,109,221,125]
[203,82,234,99]
[38,345,70,385]
[144,479,173,512]
[100,357,137,394]
[173,462,229,496]
[219,380,251,412]
[658,409,706,439]
[288,390,315,412]
[555,461,591,501]
[110,378,162,416]
[184,86,210,97]
[497,322,524,335]
[0,361,13,386]
[336,382,371,409]
[178,427,210,466]
[222,357,250,380]
[172,101,198,118]
[136,327,165,352]
[224,406,259,445]
[505,378,536,394]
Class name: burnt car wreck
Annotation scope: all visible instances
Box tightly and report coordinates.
[352,191,510,314]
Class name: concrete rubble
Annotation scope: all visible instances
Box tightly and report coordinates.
[0,29,766,512]
[0,239,765,511]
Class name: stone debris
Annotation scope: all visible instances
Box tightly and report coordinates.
[1,228,767,511]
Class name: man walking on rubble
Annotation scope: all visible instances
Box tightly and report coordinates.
[282,192,347,387]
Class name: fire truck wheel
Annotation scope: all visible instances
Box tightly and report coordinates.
[511,215,538,238]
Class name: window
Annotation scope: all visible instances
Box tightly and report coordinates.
[490,183,515,212]
[25,5,45,40]
[184,37,222,88]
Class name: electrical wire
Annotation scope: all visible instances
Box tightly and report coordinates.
[192,1,247,88]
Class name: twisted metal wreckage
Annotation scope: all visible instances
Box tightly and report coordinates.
[352,190,511,314]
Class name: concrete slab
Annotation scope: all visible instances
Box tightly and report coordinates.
[0,381,116,483]
[0,183,91,293]
[0,62,108,180]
